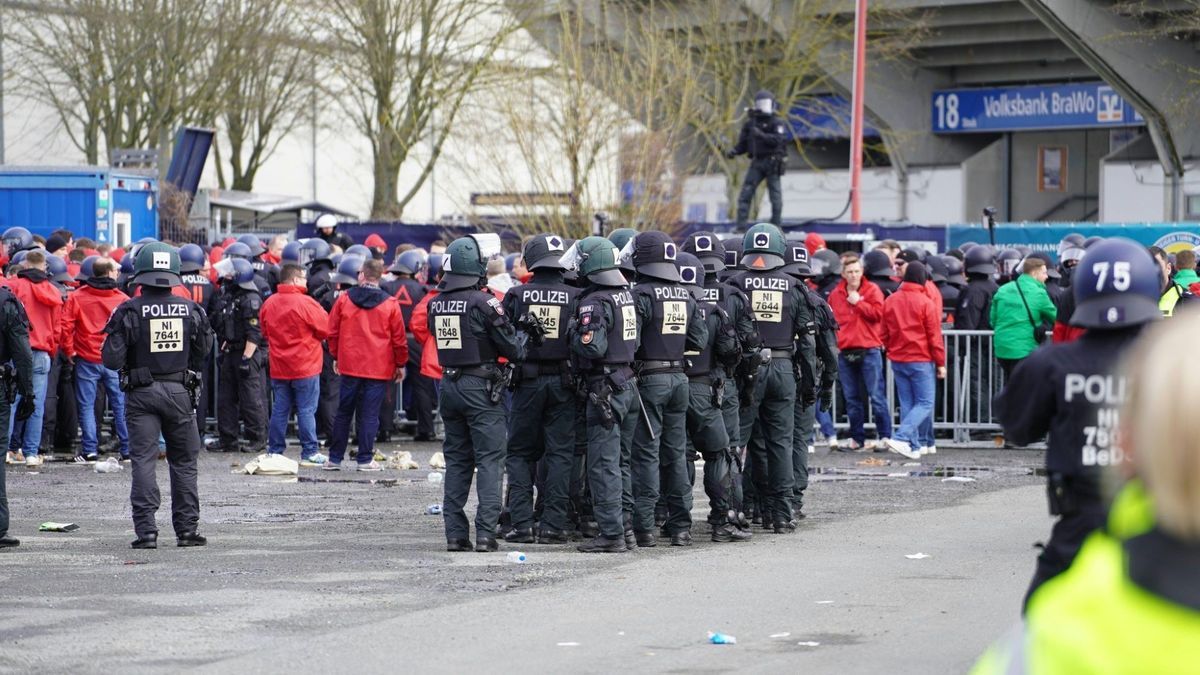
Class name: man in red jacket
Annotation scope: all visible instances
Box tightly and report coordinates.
[881,262,946,460]
[61,258,129,462]
[261,264,330,466]
[325,259,408,471]
[827,254,892,451]
[7,251,62,467]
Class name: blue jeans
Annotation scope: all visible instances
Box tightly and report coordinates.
[839,348,893,444]
[75,359,129,457]
[9,350,50,456]
[891,361,935,447]
[269,376,320,458]
[327,376,388,465]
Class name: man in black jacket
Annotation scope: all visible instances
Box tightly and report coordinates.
[727,90,789,227]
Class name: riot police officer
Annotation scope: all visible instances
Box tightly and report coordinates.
[428,234,529,553]
[677,252,746,542]
[179,244,216,441]
[564,236,640,553]
[102,243,213,548]
[729,224,819,533]
[222,242,271,297]
[996,237,1160,610]
[0,283,35,548]
[238,234,281,293]
[607,228,638,285]
[727,90,789,227]
[210,258,266,454]
[300,238,335,296]
[783,244,838,517]
[502,234,579,544]
[623,231,707,546]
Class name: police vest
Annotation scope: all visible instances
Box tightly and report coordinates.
[508,280,578,362]
[579,286,637,366]
[733,271,796,349]
[801,284,838,333]
[215,289,259,346]
[684,303,714,377]
[129,295,193,375]
[633,280,690,361]
[180,273,214,310]
[427,288,499,367]
[1159,284,1185,317]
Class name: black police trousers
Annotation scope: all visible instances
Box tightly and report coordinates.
[217,351,266,450]
[440,374,507,541]
[126,381,201,538]
[736,158,783,227]
[1023,501,1107,612]
[0,388,9,536]
[506,374,575,533]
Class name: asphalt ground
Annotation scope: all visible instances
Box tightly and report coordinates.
[0,441,1048,674]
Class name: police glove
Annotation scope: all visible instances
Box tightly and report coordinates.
[801,387,817,409]
[516,313,547,347]
[819,388,833,413]
[15,396,35,421]
[238,357,253,377]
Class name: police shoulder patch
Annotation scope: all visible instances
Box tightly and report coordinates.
[486,296,504,315]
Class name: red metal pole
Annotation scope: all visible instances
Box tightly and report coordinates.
[849,0,868,223]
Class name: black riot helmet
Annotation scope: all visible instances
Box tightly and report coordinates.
[782,242,812,278]
[862,250,894,278]
[626,230,680,282]
[943,255,967,287]
[964,245,997,275]
[924,254,949,283]
[681,231,726,274]
[812,249,842,277]
[675,251,704,300]
[523,234,569,271]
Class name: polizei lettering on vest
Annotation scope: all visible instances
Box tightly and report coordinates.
[610,290,633,304]
[432,299,468,314]
[652,286,690,300]
[1064,374,1126,405]
[743,276,788,291]
[520,288,569,304]
[702,288,719,302]
[141,303,190,318]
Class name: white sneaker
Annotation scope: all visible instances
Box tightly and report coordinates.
[5,451,22,465]
[357,460,383,472]
[885,439,920,460]
[807,445,816,454]
[25,455,43,467]
[925,445,937,455]
[873,438,891,451]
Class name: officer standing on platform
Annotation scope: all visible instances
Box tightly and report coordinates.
[996,237,1161,611]
[502,234,579,544]
[730,223,819,533]
[0,283,36,549]
[564,237,640,553]
[727,90,789,228]
[428,234,530,553]
[677,251,747,543]
[102,243,213,549]
[210,258,266,454]
[624,231,708,547]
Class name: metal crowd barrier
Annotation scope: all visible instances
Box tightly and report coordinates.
[822,329,1005,443]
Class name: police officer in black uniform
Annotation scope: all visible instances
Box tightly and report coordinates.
[301,238,336,296]
[102,243,213,549]
[428,234,530,553]
[730,224,819,533]
[502,234,579,544]
[623,232,707,546]
[210,258,266,454]
[0,283,36,549]
[783,244,838,517]
[222,242,272,297]
[727,90,789,227]
[677,251,747,542]
[565,236,641,553]
[862,250,899,297]
[239,234,281,294]
[179,244,215,442]
[683,232,759,532]
[996,237,1160,611]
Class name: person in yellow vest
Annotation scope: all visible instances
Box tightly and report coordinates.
[973,310,1200,674]
[1150,246,1194,317]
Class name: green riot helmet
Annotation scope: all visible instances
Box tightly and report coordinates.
[741,223,786,271]
[439,233,501,291]
[561,236,626,287]
[607,227,637,272]
[134,242,182,288]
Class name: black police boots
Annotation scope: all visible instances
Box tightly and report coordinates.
[578,535,628,553]
[0,535,20,548]
[771,519,797,534]
[535,528,568,544]
[177,532,207,547]
[634,531,657,548]
[446,538,473,552]
[670,531,693,547]
[712,523,752,543]
[504,528,535,544]
[476,537,499,552]
[131,533,157,549]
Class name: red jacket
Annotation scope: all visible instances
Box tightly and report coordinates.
[327,284,408,381]
[61,281,128,363]
[410,290,442,380]
[259,285,329,380]
[828,279,885,350]
[881,282,945,366]
[10,272,62,353]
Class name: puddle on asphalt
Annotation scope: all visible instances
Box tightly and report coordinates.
[809,465,1038,482]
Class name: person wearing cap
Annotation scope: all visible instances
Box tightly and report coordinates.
[5,250,62,467]
[729,223,819,534]
[364,234,387,261]
[995,238,1161,610]
[260,263,330,467]
[828,253,892,452]
[990,256,1057,379]
[209,257,267,454]
[314,213,353,252]
[101,243,214,549]
[61,258,129,462]
[676,251,747,543]
[427,234,529,552]
[566,236,641,553]
[44,234,69,259]
[625,231,708,547]
[681,231,760,536]
[501,234,580,544]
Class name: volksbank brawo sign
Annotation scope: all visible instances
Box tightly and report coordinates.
[931,82,1145,133]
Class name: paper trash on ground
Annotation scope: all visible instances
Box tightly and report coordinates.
[905,552,931,559]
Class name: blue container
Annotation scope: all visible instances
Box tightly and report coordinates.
[0,166,159,245]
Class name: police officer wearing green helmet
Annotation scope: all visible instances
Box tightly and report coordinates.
[102,242,214,549]
[564,236,641,552]
[728,223,819,533]
[426,234,531,553]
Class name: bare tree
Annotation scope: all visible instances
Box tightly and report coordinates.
[320,0,523,220]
